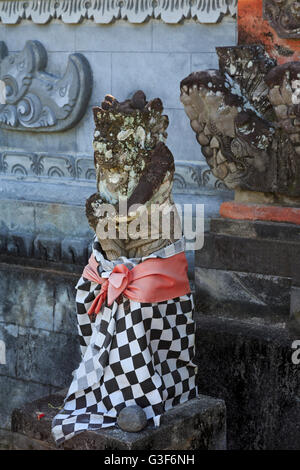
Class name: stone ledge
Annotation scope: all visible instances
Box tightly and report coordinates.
[0,234,90,272]
[11,392,226,450]
[194,313,300,449]
[220,201,300,225]
[196,230,300,282]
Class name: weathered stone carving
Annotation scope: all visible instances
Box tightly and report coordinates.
[0,0,237,25]
[263,0,300,39]
[0,40,92,132]
[0,148,221,193]
[180,44,300,196]
[85,90,181,260]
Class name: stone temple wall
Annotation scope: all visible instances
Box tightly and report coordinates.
[0,1,236,442]
[0,14,237,204]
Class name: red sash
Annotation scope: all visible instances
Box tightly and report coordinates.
[82,252,191,316]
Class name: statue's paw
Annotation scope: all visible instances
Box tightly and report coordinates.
[85,192,105,231]
[127,142,174,207]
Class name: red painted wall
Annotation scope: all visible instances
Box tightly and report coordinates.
[238,0,300,63]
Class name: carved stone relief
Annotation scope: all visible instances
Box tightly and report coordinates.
[0,0,237,25]
[0,40,92,132]
[180,44,300,196]
[263,0,300,39]
[0,148,221,193]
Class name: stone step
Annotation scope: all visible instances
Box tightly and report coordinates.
[193,313,300,450]
[10,392,226,450]
[194,218,300,322]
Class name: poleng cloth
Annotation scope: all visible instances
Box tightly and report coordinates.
[52,237,198,445]
[83,251,191,316]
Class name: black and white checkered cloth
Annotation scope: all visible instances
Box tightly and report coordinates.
[52,237,198,445]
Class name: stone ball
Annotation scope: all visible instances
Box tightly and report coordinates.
[117,405,148,433]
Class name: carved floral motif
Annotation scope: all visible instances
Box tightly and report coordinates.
[0,149,219,193]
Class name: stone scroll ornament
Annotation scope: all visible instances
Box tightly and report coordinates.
[0,40,92,131]
[263,0,300,39]
[51,91,198,445]
[180,45,300,197]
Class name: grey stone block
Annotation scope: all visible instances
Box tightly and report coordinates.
[290,286,300,333]
[196,232,300,282]
[0,128,8,147]
[165,108,203,162]
[81,52,112,106]
[111,52,190,109]
[6,233,34,258]
[16,326,81,388]
[6,125,77,154]
[0,429,15,450]
[195,219,300,321]
[0,322,18,378]
[0,376,50,430]
[4,23,76,52]
[0,232,7,254]
[152,18,236,53]
[11,393,226,450]
[0,200,35,234]
[210,218,300,242]
[53,282,78,335]
[0,263,54,330]
[195,266,291,321]
[74,22,152,52]
[191,52,219,71]
[0,180,93,207]
[33,235,61,262]
[61,237,89,265]
[75,106,96,154]
[34,202,91,238]
[0,429,55,450]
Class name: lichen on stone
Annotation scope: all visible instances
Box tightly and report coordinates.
[85,90,181,260]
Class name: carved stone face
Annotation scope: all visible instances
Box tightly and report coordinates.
[180,46,300,196]
[86,91,178,260]
[93,103,169,204]
[263,0,300,38]
[180,69,274,191]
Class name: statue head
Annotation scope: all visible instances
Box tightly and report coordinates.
[92,91,169,204]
